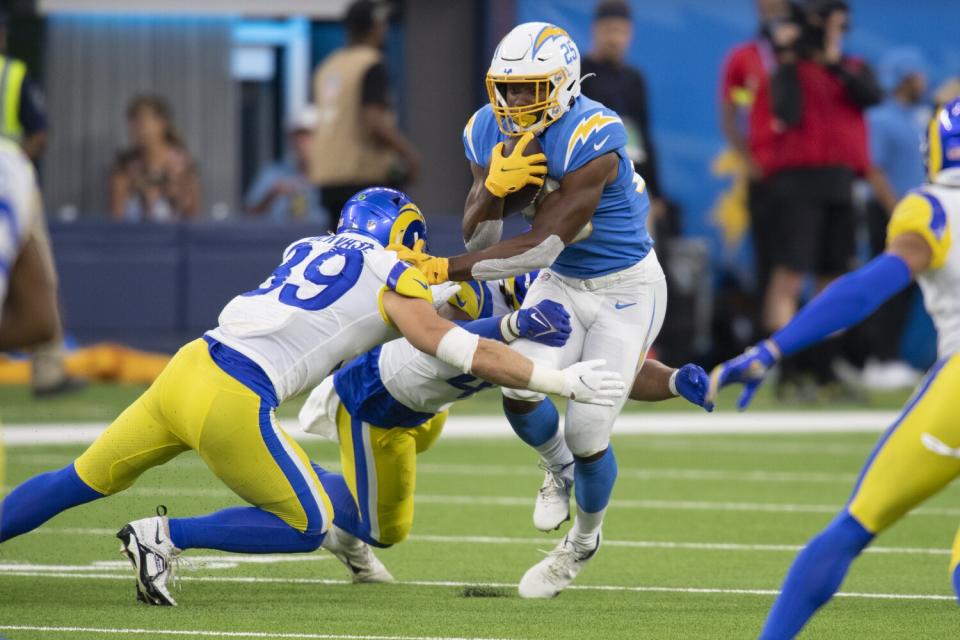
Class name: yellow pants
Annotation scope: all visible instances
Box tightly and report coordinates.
[845,355,960,575]
[75,339,332,534]
[335,403,446,546]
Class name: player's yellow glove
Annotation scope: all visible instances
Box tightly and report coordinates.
[387,239,450,285]
[484,132,548,198]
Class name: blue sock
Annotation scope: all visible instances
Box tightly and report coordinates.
[952,563,960,605]
[573,447,618,514]
[168,506,325,553]
[760,510,874,640]
[0,464,103,543]
[310,462,388,548]
[503,398,559,447]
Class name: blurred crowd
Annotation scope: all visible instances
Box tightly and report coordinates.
[2,0,959,392]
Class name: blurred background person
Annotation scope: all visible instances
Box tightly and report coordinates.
[244,106,327,225]
[581,0,664,223]
[752,0,881,396]
[311,0,420,225]
[110,94,200,222]
[853,48,930,389]
[0,9,47,165]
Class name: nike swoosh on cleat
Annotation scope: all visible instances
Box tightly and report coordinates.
[614,301,637,310]
[593,135,610,151]
[454,294,466,307]
[154,528,163,546]
[414,279,429,290]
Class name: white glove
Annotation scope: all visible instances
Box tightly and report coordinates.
[429,282,461,310]
[560,359,625,406]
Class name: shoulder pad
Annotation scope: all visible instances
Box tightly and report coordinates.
[887,190,952,269]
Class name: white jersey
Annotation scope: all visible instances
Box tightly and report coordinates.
[0,139,40,319]
[206,232,432,403]
[890,169,960,359]
[300,278,515,436]
[380,281,513,414]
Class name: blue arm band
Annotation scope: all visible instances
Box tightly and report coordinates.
[455,316,506,342]
[772,254,913,357]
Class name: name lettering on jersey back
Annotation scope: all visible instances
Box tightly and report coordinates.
[318,235,377,253]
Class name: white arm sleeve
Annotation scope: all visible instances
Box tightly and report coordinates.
[464,219,503,252]
[470,234,564,281]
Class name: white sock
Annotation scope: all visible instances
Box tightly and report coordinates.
[535,430,574,478]
[569,505,604,550]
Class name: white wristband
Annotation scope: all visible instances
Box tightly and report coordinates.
[500,312,521,342]
[527,363,566,397]
[668,370,680,397]
[435,326,480,374]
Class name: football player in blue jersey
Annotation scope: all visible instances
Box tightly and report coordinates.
[388,22,674,597]
[710,99,960,639]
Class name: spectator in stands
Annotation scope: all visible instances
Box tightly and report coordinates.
[245,106,327,225]
[110,94,200,222]
[719,0,791,299]
[581,0,664,221]
[0,9,47,164]
[855,48,930,389]
[751,0,881,392]
[310,0,420,224]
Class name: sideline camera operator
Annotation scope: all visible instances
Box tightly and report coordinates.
[751,0,882,393]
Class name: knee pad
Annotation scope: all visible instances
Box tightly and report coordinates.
[502,386,546,403]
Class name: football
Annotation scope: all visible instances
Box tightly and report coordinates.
[501,134,546,216]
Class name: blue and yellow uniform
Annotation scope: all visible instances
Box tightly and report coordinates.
[464,96,653,278]
[301,275,538,547]
[0,188,436,560]
[719,101,960,639]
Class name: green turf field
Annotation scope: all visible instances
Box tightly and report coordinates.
[2,384,958,639]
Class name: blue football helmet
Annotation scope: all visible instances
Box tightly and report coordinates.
[926,98,960,180]
[337,187,428,250]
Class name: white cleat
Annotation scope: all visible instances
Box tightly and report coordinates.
[518,533,600,599]
[117,505,181,606]
[322,525,394,584]
[533,462,573,532]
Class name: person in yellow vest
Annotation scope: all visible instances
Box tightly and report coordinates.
[311,0,421,226]
[0,10,46,163]
[0,10,81,396]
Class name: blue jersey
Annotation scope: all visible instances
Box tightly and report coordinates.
[463,96,653,279]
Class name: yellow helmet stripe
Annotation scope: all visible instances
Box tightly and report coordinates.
[928,114,943,180]
[390,205,426,246]
[534,26,569,53]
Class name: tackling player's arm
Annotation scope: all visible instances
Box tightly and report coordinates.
[381,290,621,405]
[629,360,713,411]
[0,233,59,350]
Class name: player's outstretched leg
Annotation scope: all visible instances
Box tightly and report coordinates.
[503,397,575,531]
[759,510,873,639]
[312,462,393,584]
[0,463,103,543]
[518,444,616,599]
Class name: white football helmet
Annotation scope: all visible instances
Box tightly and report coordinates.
[486,22,583,137]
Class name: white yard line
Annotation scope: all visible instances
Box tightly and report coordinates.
[29,528,950,557]
[0,572,952,602]
[0,626,512,640]
[1,411,898,447]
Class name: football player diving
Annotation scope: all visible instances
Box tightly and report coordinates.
[711,99,960,639]
[0,187,625,606]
